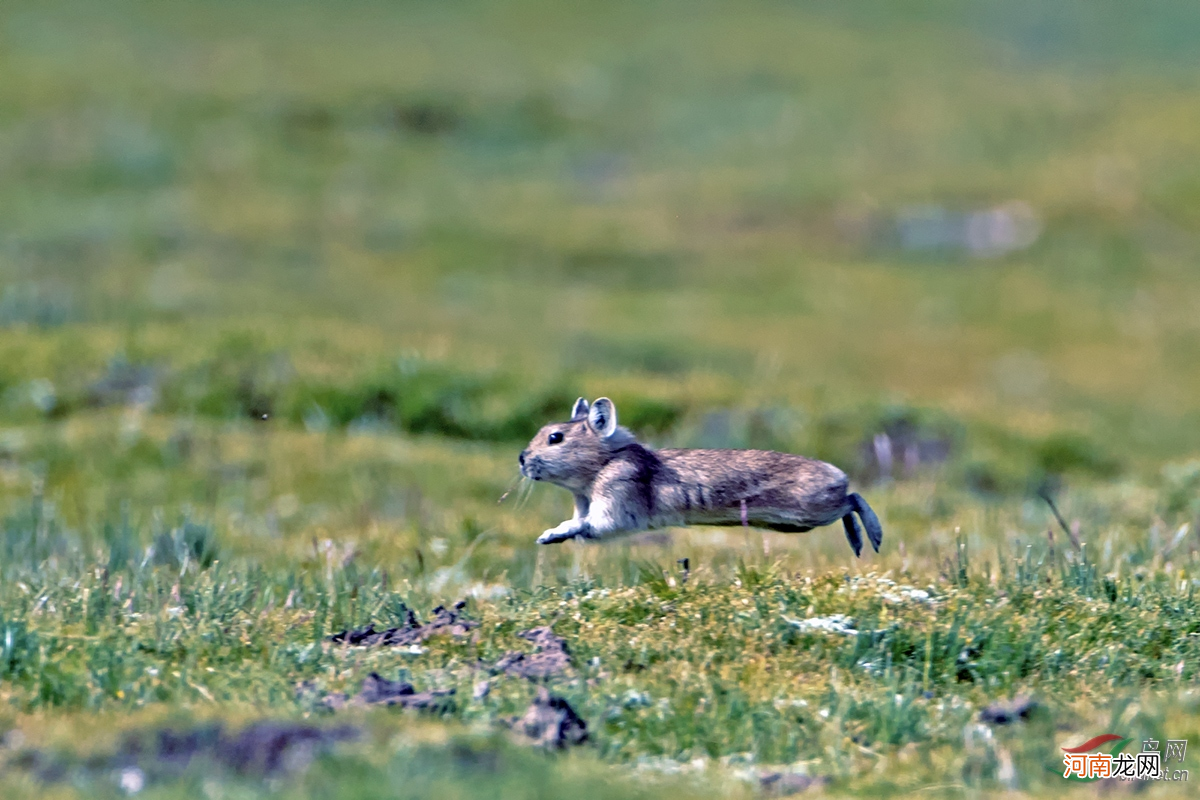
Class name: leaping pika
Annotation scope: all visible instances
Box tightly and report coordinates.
[519,397,883,556]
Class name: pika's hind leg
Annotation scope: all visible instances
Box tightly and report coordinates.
[842,513,864,557]
[848,493,883,552]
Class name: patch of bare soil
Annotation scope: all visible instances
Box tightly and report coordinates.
[329,601,477,646]
[489,627,572,680]
[511,687,589,749]
[7,721,360,789]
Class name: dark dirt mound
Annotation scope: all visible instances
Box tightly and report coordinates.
[357,672,457,710]
[119,721,360,776]
[514,687,589,749]
[315,672,456,712]
[8,721,360,788]
[330,600,478,647]
[490,626,572,680]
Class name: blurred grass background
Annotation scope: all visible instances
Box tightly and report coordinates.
[2,0,1200,796]
[0,0,1197,560]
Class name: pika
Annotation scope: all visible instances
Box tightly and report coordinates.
[519,397,883,555]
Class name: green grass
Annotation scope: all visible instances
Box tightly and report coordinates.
[0,505,1199,797]
[1,0,1199,796]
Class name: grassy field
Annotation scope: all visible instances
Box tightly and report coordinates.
[1,0,1200,796]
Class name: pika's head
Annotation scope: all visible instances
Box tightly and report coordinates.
[519,397,629,490]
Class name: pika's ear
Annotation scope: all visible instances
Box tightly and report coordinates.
[570,397,589,420]
[587,397,617,438]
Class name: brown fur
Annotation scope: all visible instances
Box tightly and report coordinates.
[519,397,883,555]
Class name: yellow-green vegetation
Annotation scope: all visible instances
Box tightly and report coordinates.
[1,0,1200,797]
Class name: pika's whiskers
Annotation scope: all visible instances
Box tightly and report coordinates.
[497,474,524,505]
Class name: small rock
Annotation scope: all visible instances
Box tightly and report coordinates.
[760,772,829,795]
[783,614,857,636]
[117,766,145,795]
[473,680,491,701]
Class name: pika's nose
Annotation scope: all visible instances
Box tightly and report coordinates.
[519,449,528,466]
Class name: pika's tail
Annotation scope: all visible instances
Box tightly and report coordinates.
[841,493,883,557]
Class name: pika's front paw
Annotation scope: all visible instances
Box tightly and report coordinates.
[537,522,580,545]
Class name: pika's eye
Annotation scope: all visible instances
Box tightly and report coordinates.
[548,432,564,444]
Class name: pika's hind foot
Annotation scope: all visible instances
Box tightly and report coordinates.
[848,493,883,552]
[842,513,864,557]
